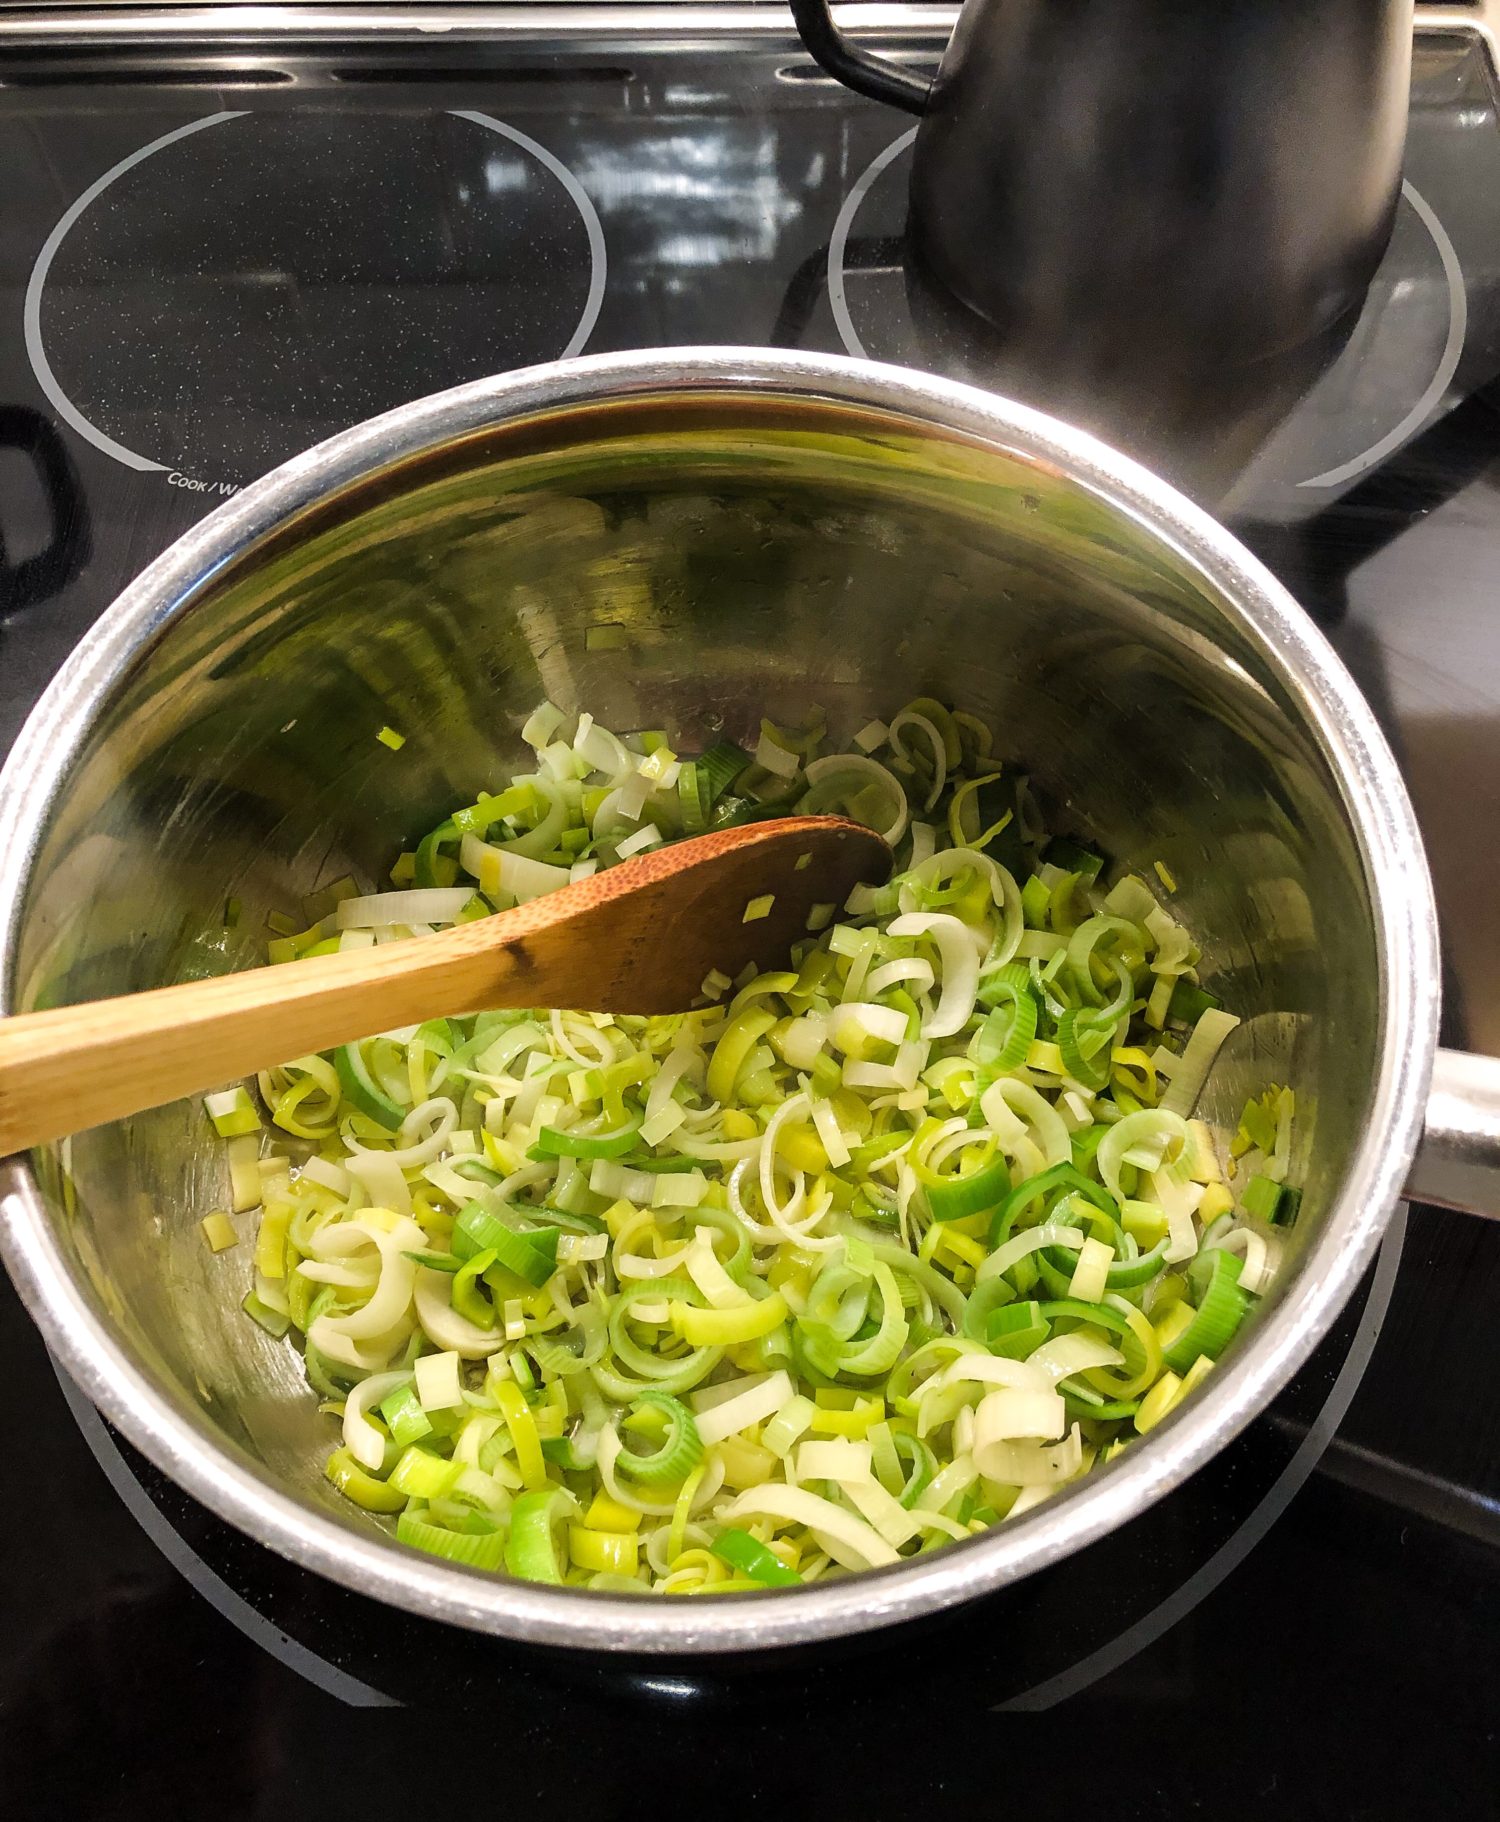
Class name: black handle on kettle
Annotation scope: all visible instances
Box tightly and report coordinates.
[789,0,932,115]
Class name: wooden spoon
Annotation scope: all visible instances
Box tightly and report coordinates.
[0,816,891,1155]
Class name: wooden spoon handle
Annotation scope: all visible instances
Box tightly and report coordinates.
[0,816,891,1157]
[0,915,537,1155]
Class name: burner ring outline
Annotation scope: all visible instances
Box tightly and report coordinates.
[829,138,1467,494]
[827,125,916,362]
[24,108,607,477]
[1296,180,1467,490]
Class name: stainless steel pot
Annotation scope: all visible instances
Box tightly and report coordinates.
[1,350,1497,1656]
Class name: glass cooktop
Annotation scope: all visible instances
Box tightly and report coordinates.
[0,11,1497,1814]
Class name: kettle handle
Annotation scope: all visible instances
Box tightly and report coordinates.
[789,0,933,116]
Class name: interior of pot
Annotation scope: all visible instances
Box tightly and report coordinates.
[6,390,1379,1572]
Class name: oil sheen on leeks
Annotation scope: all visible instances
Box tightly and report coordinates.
[217,696,1298,1593]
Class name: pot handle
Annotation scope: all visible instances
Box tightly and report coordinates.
[1405,1048,1500,1221]
[789,0,933,116]
[0,405,88,611]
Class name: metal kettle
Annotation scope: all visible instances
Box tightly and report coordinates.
[792,0,1414,373]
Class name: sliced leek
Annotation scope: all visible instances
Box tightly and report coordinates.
[219,696,1293,1593]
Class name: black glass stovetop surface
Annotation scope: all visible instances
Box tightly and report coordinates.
[1,20,1498,1815]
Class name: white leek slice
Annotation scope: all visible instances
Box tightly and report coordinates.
[312,1215,423,1342]
[684,1230,750,1308]
[346,1097,457,1170]
[294,1257,378,1289]
[652,1170,708,1208]
[1096,1109,1190,1200]
[300,1154,349,1195]
[886,912,979,1038]
[902,847,1024,968]
[614,1236,696,1280]
[643,1046,696,1124]
[888,707,948,810]
[718,1484,900,1570]
[590,1159,655,1203]
[342,1371,410,1471]
[521,700,564,749]
[640,1102,686,1146]
[556,1233,607,1263]
[795,1438,874,1483]
[574,713,633,777]
[1211,1222,1282,1294]
[307,1315,414,1373]
[615,822,661,859]
[974,1421,1084,1486]
[980,1077,1072,1170]
[597,1425,726,1517]
[782,1014,830,1070]
[413,1350,464,1411]
[800,753,910,846]
[936,1353,1051,1393]
[338,888,473,929]
[460,832,570,902]
[755,728,802,778]
[1104,875,1156,921]
[1026,1332,1124,1382]
[844,1476,922,1547]
[810,1094,852,1168]
[1153,1166,1205,1264]
[692,1370,794,1446]
[759,1092,812,1226]
[411,1266,506,1356]
[1160,1008,1242,1117]
[973,1223,1090,1285]
[972,1386,1068,1445]
[1006,1484,1055,1519]
[915,1453,979,1514]
[831,1002,908,1051]
[865,957,936,999]
[1067,1235,1113,1302]
[347,1150,412,1217]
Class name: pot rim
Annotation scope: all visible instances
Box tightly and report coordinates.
[0,348,1439,1653]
